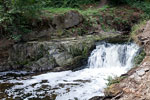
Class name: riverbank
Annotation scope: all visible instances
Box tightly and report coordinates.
[98,20,150,100]
[0,4,143,72]
[0,1,150,100]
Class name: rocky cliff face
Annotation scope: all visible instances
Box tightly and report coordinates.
[103,20,150,100]
[0,34,120,72]
[0,10,126,72]
[8,35,96,72]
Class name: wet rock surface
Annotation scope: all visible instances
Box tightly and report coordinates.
[0,34,119,72]
[8,35,95,72]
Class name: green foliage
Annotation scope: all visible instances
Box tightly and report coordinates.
[43,0,99,8]
[132,1,150,19]
[108,0,129,5]
[0,0,42,39]
[106,76,126,86]
[43,7,78,14]
[109,0,150,19]
[108,0,148,5]
[44,5,109,16]
[130,20,146,42]
[134,49,146,65]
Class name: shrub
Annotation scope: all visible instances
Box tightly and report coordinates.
[108,0,129,5]
[132,1,150,19]
[0,0,42,39]
[43,0,99,8]
[108,0,150,19]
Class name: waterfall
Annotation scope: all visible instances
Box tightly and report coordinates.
[2,43,139,100]
[88,43,138,69]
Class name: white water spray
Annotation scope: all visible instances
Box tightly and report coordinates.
[88,43,138,69]
[2,43,139,100]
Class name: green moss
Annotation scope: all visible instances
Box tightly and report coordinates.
[56,29,64,36]
[106,76,126,86]
[134,49,146,66]
[130,20,147,42]
[43,7,78,14]
[70,46,82,57]
[106,35,130,44]
[43,5,109,17]
[15,60,29,66]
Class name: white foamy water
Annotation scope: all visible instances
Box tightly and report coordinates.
[1,43,139,100]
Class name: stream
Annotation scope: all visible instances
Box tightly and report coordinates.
[0,42,139,100]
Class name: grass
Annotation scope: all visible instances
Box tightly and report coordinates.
[106,76,126,86]
[43,5,109,16]
[130,20,147,42]
[43,7,78,14]
[79,5,109,16]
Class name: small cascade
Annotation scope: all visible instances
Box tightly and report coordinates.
[0,43,139,100]
[88,43,138,68]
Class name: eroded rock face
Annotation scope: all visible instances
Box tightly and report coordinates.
[138,20,150,55]
[0,39,14,71]
[119,56,150,100]
[7,35,100,72]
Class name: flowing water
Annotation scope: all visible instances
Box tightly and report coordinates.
[0,43,139,100]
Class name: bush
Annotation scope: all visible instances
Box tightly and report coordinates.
[108,0,129,5]
[43,0,99,8]
[0,0,42,39]
[109,0,150,19]
[132,1,150,19]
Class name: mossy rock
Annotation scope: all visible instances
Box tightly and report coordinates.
[105,35,130,44]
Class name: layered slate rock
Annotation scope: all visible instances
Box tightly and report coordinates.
[7,35,108,72]
[5,33,120,72]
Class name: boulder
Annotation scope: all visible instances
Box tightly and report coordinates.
[22,10,83,41]
[104,84,122,98]
[52,10,83,29]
